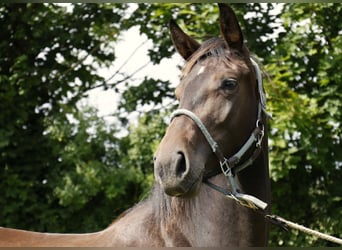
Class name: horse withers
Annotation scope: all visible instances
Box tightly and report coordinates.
[0,4,270,246]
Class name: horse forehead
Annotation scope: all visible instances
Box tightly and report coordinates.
[190,58,242,80]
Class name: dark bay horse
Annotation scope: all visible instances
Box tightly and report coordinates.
[0,4,270,246]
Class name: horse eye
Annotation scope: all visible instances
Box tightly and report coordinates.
[221,79,237,91]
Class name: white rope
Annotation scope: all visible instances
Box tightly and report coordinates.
[269,215,342,245]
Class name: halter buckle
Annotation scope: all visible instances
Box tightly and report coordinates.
[220,158,233,177]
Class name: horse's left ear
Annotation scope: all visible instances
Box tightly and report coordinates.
[218,3,244,52]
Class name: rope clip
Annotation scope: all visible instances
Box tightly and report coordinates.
[265,215,289,231]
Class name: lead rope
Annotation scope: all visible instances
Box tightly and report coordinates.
[204,180,342,245]
[266,215,342,245]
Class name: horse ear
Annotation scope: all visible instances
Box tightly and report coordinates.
[218,3,243,52]
[169,19,200,60]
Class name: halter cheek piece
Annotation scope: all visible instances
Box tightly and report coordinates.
[171,58,268,210]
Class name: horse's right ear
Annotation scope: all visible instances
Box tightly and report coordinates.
[169,19,200,60]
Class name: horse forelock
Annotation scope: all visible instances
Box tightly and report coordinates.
[181,37,250,79]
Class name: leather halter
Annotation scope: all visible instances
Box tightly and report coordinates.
[171,58,268,210]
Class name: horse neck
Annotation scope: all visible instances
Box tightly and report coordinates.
[152,130,270,247]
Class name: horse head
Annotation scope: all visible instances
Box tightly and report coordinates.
[154,4,263,198]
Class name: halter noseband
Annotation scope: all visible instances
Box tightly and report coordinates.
[170,58,268,210]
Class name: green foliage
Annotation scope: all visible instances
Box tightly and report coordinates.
[264,4,342,246]
[122,111,170,196]
[0,3,340,247]
[119,77,173,113]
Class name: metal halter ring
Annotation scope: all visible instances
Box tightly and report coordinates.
[256,119,264,130]
[255,119,264,148]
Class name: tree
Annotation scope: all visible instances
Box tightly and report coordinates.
[0,3,147,233]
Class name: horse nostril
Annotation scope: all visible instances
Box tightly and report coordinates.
[175,152,187,177]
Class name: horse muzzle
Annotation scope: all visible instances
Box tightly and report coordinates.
[154,151,203,197]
